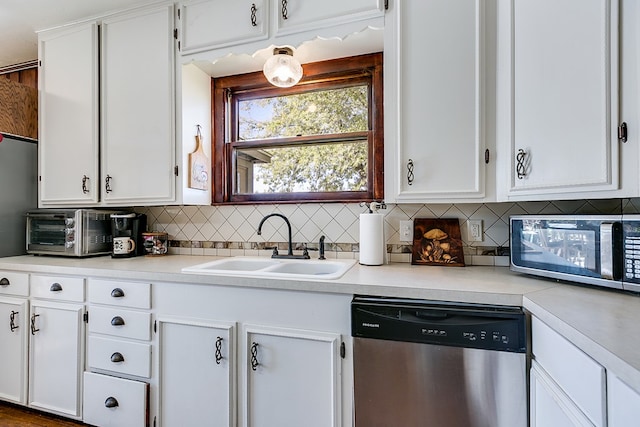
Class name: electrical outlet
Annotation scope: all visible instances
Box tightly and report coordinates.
[399,220,413,243]
[468,220,483,242]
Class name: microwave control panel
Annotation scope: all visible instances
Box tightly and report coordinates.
[623,220,640,284]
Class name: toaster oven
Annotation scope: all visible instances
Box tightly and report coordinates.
[26,209,121,257]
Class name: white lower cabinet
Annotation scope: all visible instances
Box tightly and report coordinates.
[29,299,84,418]
[154,283,351,427]
[83,371,149,427]
[0,296,28,404]
[608,373,640,426]
[530,360,595,427]
[85,278,152,426]
[243,325,341,427]
[158,317,235,427]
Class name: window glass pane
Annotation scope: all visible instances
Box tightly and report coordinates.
[235,140,368,194]
[238,86,368,141]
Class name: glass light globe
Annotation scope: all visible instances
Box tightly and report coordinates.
[263,47,303,88]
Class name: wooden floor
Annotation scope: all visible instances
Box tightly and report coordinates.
[0,401,87,427]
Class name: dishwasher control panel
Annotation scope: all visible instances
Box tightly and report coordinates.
[352,296,527,353]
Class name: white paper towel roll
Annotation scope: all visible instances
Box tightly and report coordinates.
[359,213,385,265]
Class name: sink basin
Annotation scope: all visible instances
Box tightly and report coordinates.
[182,256,356,280]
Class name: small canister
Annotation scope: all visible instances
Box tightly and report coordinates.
[142,232,168,256]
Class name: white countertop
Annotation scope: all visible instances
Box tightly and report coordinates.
[1,254,639,393]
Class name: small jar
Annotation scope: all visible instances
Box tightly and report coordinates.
[142,232,168,256]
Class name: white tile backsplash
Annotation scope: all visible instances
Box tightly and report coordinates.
[136,199,626,265]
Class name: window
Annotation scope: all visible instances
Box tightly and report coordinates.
[212,53,383,203]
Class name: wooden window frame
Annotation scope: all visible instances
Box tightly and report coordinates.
[211,52,384,204]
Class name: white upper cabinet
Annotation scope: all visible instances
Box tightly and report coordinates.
[178,0,385,60]
[100,4,176,205]
[496,0,634,200]
[179,0,269,55]
[274,0,384,37]
[38,23,100,205]
[384,0,490,203]
[37,3,193,207]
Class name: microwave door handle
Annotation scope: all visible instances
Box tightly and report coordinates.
[600,223,616,280]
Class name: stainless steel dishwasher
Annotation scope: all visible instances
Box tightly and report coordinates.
[352,296,528,427]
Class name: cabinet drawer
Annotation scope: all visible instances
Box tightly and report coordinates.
[88,306,151,341]
[87,279,151,309]
[532,317,605,426]
[88,335,151,378]
[30,275,84,302]
[83,372,148,427]
[0,271,29,297]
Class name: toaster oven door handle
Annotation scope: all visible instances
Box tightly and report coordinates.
[600,222,621,281]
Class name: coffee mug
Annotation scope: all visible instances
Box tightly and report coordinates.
[113,237,136,255]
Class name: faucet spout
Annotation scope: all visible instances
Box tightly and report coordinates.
[257,213,294,256]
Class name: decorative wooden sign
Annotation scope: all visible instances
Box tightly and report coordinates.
[411,218,465,267]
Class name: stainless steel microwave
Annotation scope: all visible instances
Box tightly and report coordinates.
[510,215,640,293]
[26,209,121,257]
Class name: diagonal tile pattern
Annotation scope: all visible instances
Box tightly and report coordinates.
[135,198,631,263]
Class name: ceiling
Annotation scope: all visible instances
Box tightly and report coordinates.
[0,0,160,69]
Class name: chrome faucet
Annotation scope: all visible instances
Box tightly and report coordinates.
[257,213,310,259]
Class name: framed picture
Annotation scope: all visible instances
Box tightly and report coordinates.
[411,218,465,267]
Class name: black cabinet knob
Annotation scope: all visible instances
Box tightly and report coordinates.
[111,316,125,326]
[104,397,119,408]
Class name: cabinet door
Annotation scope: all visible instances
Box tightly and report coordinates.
[498,0,619,198]
[0,297,28,404]
[385,0,487,202]
[530,361,595,427]
[158,317,235,427]
[608,374,640,427]
[29,300,84,418]
[275,0,383,37]
[38,22,99,206]
[243,325,341,427]
[101,4,176,205]
[180,0,268,54]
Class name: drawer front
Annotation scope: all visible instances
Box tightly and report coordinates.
[532,317,605,426]
[87,279,151,309]
[30,275,84,302]
[83,372,148,427]
[88,306,151,341]
[88,335,151,378]
[0,271,29,297]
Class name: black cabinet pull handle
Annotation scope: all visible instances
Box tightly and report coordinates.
[105,175,113,193]
[250,3,257,26]
[281,0,288,19]
[407,159,414,185]
[110,352,125,363]
[50,283,62,292]
[110,288,125,298]
[10,311,19,332]
[82,175,89,194]
[516,149,527,179]
[30,313,39,335]
[104,397,119,408]
[250,342,260,371]
[0,277,9,287]
[215,336,223,364]
[111,316,125,326]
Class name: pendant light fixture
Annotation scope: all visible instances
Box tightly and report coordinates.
[263,47,303,88]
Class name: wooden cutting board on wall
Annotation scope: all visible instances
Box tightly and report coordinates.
[188,131,209,190]
[0,78,38,140]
